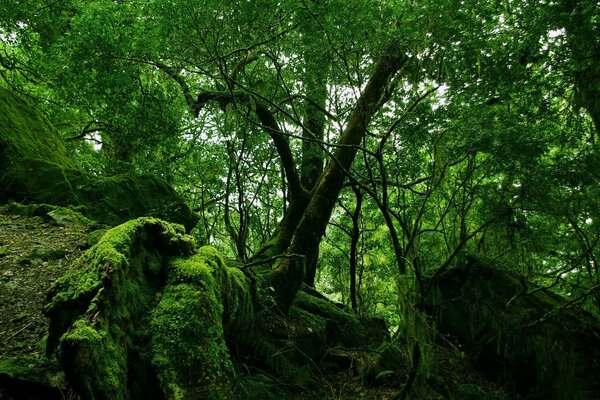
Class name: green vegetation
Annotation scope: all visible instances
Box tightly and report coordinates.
[0,88,73,169]
[152,255,234,399]
[46,218,195,399]
[0,89,197,230]
[1,0,600,399]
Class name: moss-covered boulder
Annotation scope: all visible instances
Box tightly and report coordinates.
[0,88,197,231]
[0,87,73,170]
[0,356,65,400]
[45,218,195,399]
[240,287,391,387]
[46,218,254,399]
[424,255,600,400]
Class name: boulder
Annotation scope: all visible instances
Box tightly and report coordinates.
[0,88,197,231]
[424,255,600,400]
[45,218,243,399]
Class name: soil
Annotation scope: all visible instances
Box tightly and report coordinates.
[0,205,89,360]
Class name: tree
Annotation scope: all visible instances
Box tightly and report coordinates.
[2,1,600,396]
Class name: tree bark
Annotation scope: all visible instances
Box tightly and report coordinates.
[267,42,407,312]
[349,186,363,313]
[300,21,329,286]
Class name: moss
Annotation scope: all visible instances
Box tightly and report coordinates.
[287,306,327,360]
[293,291,366,347]
[45,218,195,399]
[425,256,600,400]
[88,229,108,247]
[47,207,93,227]
[151,283,234,399]
[74,171,198,231]
[1,159,80,205]
[0,88,198,231]
[45,220,254,399]
[60,319,128,400]
[0,87,73,169]
[148,249,253,399]
[222,267,254,334]
[1,158,198,230]
[197,246,227,269]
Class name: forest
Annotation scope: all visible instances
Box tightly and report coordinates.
[0,0,599,399]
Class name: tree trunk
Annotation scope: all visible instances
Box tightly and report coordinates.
[266,43,407,313]
[300,54,328,285]
[349,186,363,313]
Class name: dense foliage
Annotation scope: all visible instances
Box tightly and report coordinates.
[1,0,599,397]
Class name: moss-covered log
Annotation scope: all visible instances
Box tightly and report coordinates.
[424,255,600,400]
[0,88,197,230]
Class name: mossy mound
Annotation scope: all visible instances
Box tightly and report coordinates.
[240,288,392,389]
[424,255,600,400]
[0,356,66,400]
[151,253,242,399]
[45,218,254,399]
[0,87,73,170]
[1,158,198,231]
[0,88,197,231]
[46,218,196,399]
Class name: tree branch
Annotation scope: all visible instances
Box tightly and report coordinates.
[194,90,306,200]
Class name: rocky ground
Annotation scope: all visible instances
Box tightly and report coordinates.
[0,205,91,360]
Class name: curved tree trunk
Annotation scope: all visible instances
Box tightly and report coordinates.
[266,43,407,313]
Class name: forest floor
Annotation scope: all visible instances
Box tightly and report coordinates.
[0,205,88,360]
[0,205,403,399]
[0,204,507,400]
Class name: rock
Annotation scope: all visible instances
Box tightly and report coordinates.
[0,88,73,171]
[47,208,92,228]
[0,88,198,231]
[45,218,240,399]
[424,255,600,400]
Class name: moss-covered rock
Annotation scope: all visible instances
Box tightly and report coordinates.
[46,218,195,399]
[1,158,198,231]
[0,87,73,170]
[424,255,600,400]
[45,220,256,399]
[150,249,254,399]
[238,287,391,388]
[292,290,388,348]
[0,88,198,231]
[47,207,94,228]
